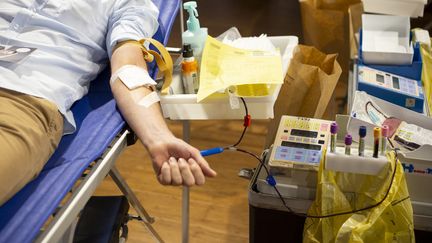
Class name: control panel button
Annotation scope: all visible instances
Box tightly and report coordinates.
[294,149,305,155]
[320,124,329,132]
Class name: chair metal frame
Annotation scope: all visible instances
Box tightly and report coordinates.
[35,129,164,243]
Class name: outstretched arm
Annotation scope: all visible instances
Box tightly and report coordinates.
[110,42,216,186]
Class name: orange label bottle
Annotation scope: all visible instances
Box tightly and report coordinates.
[182,44,199,94]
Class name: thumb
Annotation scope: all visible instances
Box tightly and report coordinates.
[191,149,217,177]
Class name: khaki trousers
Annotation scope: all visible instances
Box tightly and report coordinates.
[0,88,63,205]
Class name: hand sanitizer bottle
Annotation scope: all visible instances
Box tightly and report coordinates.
[182,1,208,62]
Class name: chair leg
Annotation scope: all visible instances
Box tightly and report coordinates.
[109,166,164,243]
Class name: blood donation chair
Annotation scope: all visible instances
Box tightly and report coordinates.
[0,0,181,242]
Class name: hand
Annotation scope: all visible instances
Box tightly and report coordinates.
[147,135,217,186]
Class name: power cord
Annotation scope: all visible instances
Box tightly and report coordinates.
[305,149,408,219]
[228,98,250,148]
[233,146,305,217]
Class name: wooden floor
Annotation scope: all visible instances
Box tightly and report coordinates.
[95,120,270,242]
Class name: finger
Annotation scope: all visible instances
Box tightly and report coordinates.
[188,158,205,186]
[169,157,182,186]
[178,158,195,186]
[190,149,217,177]
[157,162,171,185]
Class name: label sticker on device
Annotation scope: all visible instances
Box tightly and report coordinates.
[405,98,416,108]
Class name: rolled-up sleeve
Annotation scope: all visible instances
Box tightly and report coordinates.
[106,0,159,58]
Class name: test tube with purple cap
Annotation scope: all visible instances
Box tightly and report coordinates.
[345,134,352,155]
[330,122,338,153]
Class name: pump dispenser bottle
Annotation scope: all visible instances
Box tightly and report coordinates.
[182,1,208,61]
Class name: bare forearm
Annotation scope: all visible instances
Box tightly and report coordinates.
[109,42,216,185]
[110,43,174,148]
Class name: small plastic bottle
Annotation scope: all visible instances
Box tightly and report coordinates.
[181,44,199,94]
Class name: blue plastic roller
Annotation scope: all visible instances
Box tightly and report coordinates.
[200,147,224,157]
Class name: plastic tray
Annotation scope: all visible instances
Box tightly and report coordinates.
[160,36,299,120]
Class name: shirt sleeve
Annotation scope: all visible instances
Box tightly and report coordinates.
[106,0,159,58]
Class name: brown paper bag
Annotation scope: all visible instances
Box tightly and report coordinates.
[348,3,364,59]
[265,45,342,148]
[300,0,361,87]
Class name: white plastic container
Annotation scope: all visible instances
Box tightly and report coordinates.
[361,14,414,65]
[160,36,299,120]
[362,0,426,18]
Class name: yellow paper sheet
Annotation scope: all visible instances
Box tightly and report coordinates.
[197,36,284,102]
[420,41,432,115]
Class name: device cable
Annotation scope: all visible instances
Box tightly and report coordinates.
[200,97,250,157]
[228,97,250,148]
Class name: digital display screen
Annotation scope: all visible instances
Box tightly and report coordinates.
[392,76,400,89]
[281,141,321,151]
[376,73,385,83]
[290,129,318,138]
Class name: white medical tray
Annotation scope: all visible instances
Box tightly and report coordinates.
[160,36,299,120]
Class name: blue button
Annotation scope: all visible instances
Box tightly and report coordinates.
[275,153,289,161]
[295,149,305,155]
[293,155,304,161]
[290,152,305,162]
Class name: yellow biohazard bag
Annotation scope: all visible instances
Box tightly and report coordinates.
[419,41,432,115]
[303,151,415,243]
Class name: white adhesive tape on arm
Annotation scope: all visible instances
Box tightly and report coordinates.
[110,65,157,89]
[137,91,160,108]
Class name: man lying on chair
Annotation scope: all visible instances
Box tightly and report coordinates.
[0,0,217,206]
